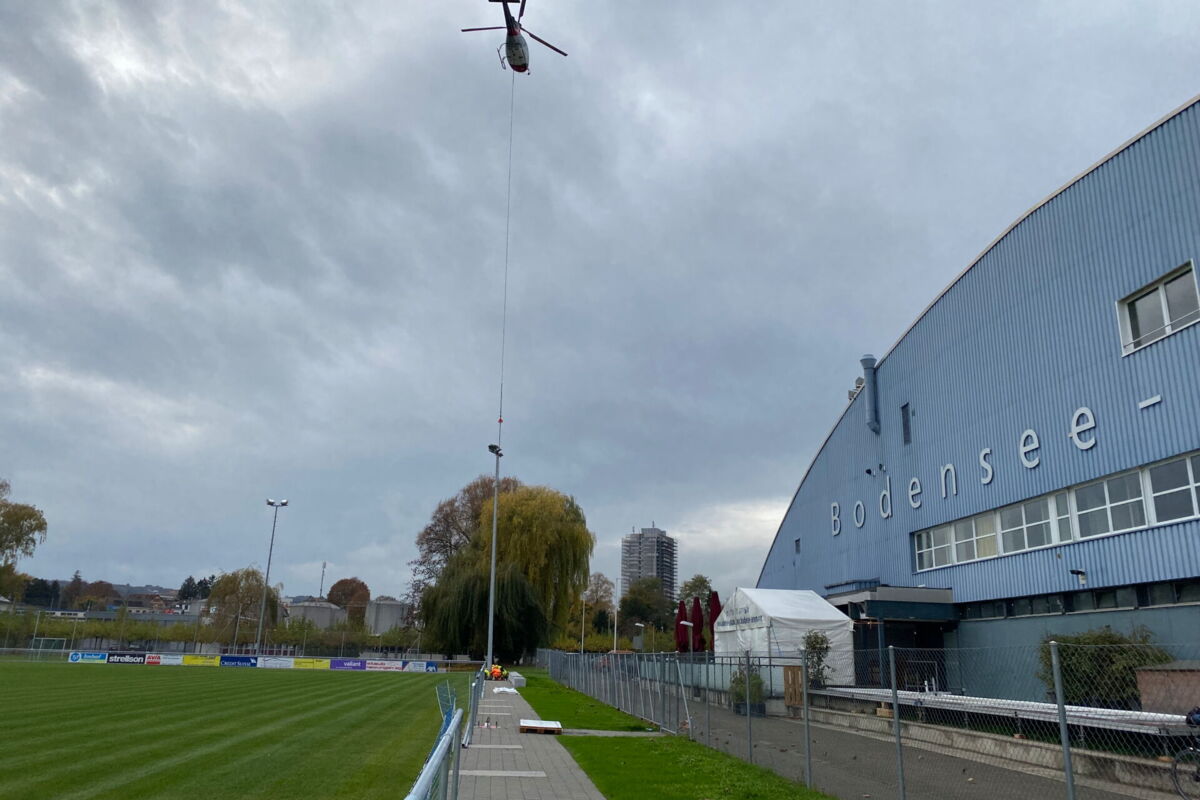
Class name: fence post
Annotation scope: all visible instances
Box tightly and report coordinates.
[705,651,711,747]
[888,646,906,800]
[1050,641,1077,800]
[746,650,753,764]
[801,650,812,788]
[659,654,667,728]
[449,709,463,800]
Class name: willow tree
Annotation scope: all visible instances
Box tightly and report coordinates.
[422,560,546,661]
[470,485,594,635]
[421,484,593,659]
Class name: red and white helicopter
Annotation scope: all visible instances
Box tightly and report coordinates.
[461,0,567,73]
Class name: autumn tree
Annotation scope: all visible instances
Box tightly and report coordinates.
[409,474,523,598]
[79,580,120,610]
[619,577,673,635]
[209,568,279,634]
[584,573,614,614]
[328,577,371,625]
[0,480,48,567]
[679,574,714,614]
[61,571,85,609]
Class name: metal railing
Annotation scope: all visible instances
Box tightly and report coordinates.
[541,641,1200,800]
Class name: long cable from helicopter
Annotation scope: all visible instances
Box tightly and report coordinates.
[496,70,516,447]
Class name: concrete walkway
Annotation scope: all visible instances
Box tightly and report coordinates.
[458,680,605,800]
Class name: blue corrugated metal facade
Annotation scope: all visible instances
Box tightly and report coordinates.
[757,99,1200,625]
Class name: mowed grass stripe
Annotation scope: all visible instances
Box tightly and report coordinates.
[110,675,443,799]
[1,667,314,746]
[45,677,402,800]
[0,666,459,800]
[0,670,385,794]
[0,668,357,768]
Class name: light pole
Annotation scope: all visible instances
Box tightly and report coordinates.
[255,499,288,656]
[485,444,502,668]
[613,575,619,652]
[580,592,586,655]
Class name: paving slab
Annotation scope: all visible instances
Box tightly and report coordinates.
[459,680,605,800]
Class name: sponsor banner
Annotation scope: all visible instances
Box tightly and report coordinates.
[107,652,147,665]
[68,651,108,664]
[259,656,295,670]
[220,655,258,668]
[403,660,439,673]
[293,658,331,670]
[330,658,366,671]
[365,660,406,672]
[182,654,220,667]
[145,654,185,666]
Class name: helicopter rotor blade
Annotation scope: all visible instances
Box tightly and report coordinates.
[461,26,506,32]
[518,0,527,20]
[523,28,568,57]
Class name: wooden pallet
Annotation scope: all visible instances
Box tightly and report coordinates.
[519,719,563,735]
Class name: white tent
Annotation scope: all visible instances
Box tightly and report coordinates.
[713,587,855,685]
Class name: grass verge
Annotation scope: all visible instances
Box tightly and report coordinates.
[559,736,833,800]
[0,662,466,800]
[518,667,654,731]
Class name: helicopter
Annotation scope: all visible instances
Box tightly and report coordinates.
[461,0,567,73]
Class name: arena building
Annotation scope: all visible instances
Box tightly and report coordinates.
[757,96,1200,668]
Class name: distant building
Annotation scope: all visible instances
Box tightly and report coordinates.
[366,598,412,634]
[287,600,346,630]
[621,525,677,604]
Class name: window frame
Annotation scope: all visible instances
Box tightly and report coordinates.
[1116,260,1200,356]
[912,450,1200,573]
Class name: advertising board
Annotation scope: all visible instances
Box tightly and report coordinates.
[107,652,147,665]
[403,660,439,673]
[365,660,406,672]
[293,658,331,670]
[182,654,220,667]
[330,658,366,671]
[220,655,258,668]
[68,651,108,664]
[259,656,295,669]
[145,654,184,666]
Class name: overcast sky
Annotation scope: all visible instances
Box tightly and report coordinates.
[2,2,1197,601]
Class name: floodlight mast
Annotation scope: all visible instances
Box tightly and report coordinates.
[485,444,503,668]
[255,499,288,655]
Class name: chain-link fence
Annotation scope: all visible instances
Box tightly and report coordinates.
[405,673,485,800]
[540,643,1200,800]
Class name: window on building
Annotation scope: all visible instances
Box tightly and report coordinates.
[901,403,912,445]
[1053,492,1073,542]
[1145,582,1176,606]
[1178,581,1200,604]
[999,497,1052,553]
[915,527,952,569]
[1070,591,1096,612]
[952,514,998,563]
[1075,471,1146,537]
[1149,456,1199,523]
[1120,262,1200,353]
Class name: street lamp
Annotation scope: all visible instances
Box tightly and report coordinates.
[485,444,502,668]
[255,499,288,656]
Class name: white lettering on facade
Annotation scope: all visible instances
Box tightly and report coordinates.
[979,448,994,485]
[908,477,923,509]
[1069,407,1097,450]
[829,404,1100,530]
[940,463,957,498]
[1020,429,1041,469]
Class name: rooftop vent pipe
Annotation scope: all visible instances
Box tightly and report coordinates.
[860,355,880,434]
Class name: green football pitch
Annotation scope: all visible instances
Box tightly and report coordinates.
[0,662,468,800]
